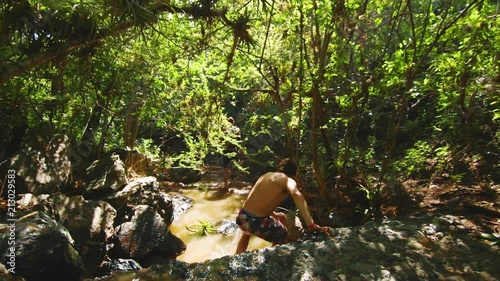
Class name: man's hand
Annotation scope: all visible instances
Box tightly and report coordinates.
[308,223,330,236]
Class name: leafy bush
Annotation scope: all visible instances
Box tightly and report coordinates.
[393,141,433,178]
[135,139,162,163]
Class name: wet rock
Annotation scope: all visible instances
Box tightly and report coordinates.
[145,231,187,266]
[6,134,72,195]
[42,193,117,275]
[217,219,239,235]
[167,167,202,184]
[83,153,128,197]
[98,258,142,276]
[0,211,86,281]
[103,176,174,224]
[113,205,186,264]
[170,193,194,221]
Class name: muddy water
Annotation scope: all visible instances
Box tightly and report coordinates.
[169,188,272,263]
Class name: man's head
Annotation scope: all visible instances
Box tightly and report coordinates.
[277,158,297,177]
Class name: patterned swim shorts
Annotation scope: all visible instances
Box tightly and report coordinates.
[235,208,287,244]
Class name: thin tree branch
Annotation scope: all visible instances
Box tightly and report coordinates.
[0,2,237,85]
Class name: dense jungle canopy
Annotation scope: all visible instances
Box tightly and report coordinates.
[0,0,499,218]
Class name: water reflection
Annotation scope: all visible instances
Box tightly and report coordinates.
[169,188,272,263]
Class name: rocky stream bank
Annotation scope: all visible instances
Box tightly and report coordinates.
[0,133,498,281]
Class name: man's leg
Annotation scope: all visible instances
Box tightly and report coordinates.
[236,232,251,254]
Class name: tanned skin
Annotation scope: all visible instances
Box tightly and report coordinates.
[236,171,330,254]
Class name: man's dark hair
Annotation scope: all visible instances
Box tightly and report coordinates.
[277,158,297,177]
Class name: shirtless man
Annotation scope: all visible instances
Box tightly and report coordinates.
[235,158,330,254]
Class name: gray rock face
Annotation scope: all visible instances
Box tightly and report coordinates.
[83,153,128,197]
[46,193,117,243]
[167,167,202,184]
[14,192,117,275]
[114,205,186,260]
[8,134,72,195]
[170,193,194,222]
[44,193,117,275]
[96,214,500,281]
[99,258,142,276]
[0,211,86,281]
[103,176,175,225]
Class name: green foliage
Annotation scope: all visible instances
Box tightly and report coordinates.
[480,232,500,246]
[1,0,498,217]
[135,139,162,163]
[186,219,217,236]
[393,141,433,177]
[195,184,210,192]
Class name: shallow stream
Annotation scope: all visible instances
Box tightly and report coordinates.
[169,188,272,263]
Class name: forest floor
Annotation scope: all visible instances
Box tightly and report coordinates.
[400,180,500,240]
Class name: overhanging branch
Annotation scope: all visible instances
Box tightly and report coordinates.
[0,2,234,85]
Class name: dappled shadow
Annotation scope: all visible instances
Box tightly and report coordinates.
[0,133,72,197]
[134,164,499,280]
[232,217,498,280]
[98,214,500,280]
[408,181,499,239]
[93,164,500,280]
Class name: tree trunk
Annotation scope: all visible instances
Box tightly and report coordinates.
[311,85,332,205]
[124,96,144,170]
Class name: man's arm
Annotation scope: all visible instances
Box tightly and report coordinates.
[286,177,330,235]
[285,177,315,227]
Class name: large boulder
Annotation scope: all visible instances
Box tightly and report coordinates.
[44,193,116,243]
[103,176,160,209]
[113,205,186,264]
[83,153,128,197]
[167,167,202,184]
[102,176,174,224]
[95,214,500,281]
[0,211,86,281]
[43,193,116,275]
[6,134,72,195]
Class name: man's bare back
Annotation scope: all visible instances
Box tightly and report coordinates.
[235,158,330,254]
[242,172,290,217]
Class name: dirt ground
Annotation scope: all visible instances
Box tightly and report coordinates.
[387,180,500,241]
